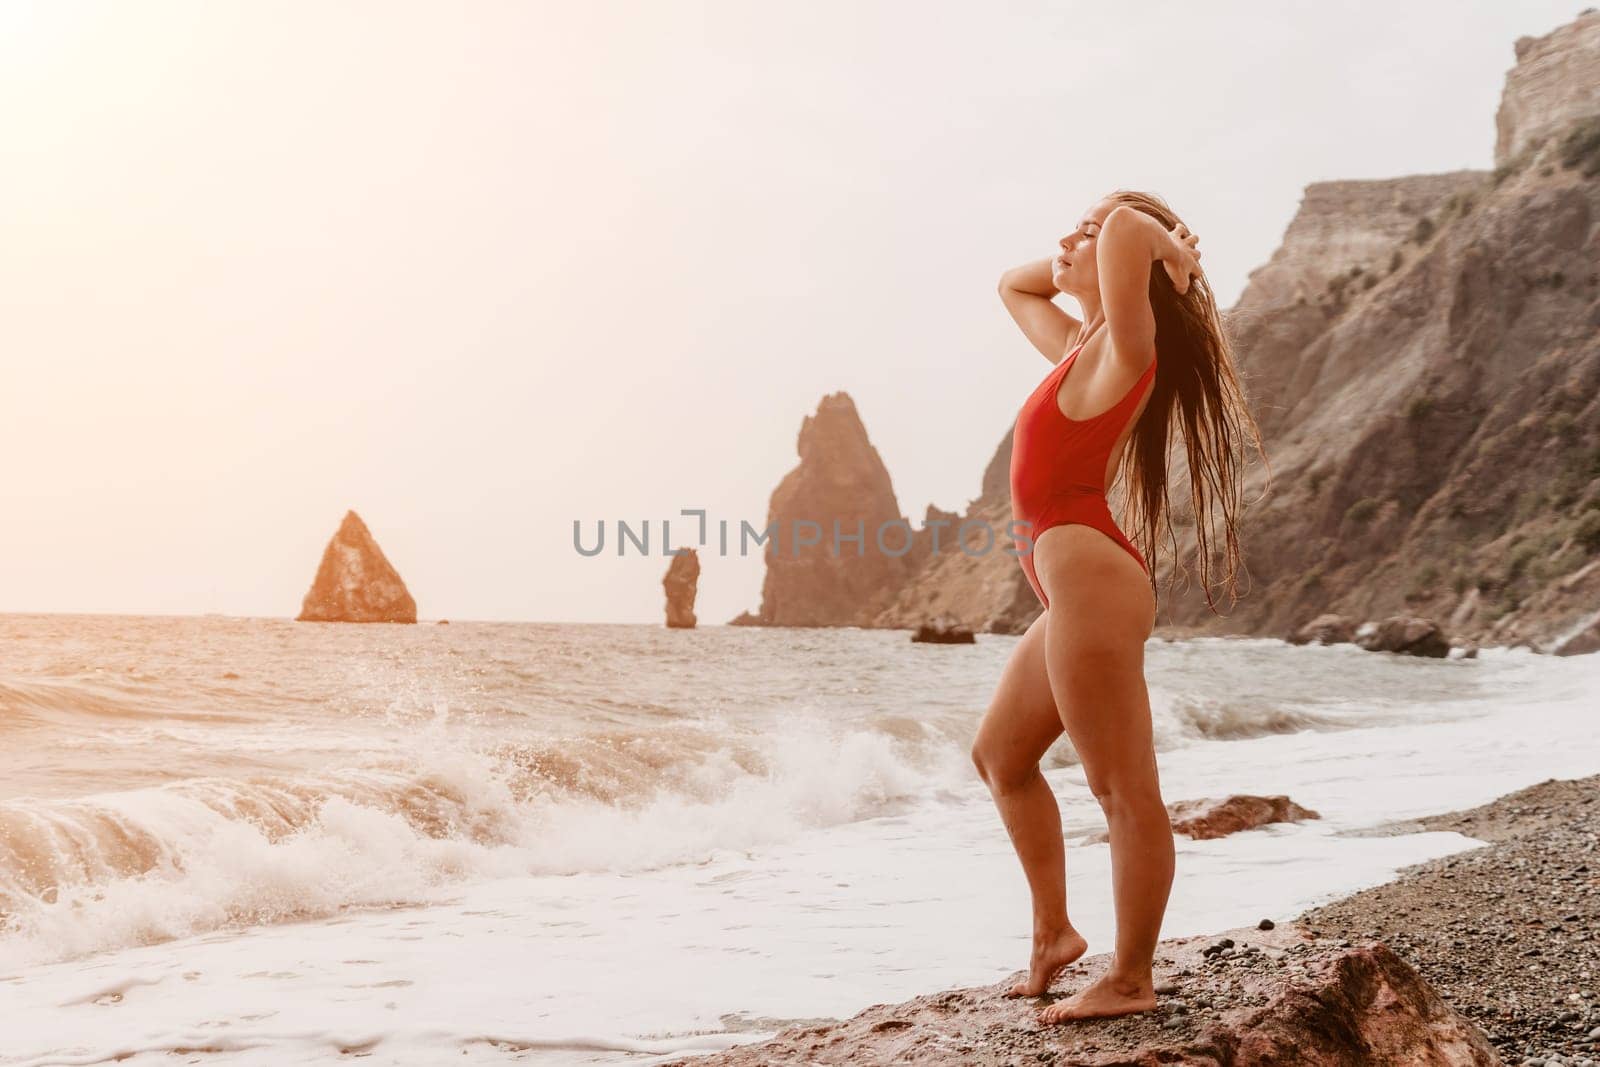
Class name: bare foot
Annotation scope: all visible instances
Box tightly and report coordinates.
[1005,927,1089,997]
[1037,969,1158,1024]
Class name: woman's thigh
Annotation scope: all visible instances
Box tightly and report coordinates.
[972,611,1063,785]
[1033,525,1159,798]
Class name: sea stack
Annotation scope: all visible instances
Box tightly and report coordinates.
[749,392,913,627]
[296,510,418,623]
[663,548,700,629]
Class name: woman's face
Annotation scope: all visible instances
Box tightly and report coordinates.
[1051,197,1117,296]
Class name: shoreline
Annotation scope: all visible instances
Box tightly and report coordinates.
[662,773,1599,1066]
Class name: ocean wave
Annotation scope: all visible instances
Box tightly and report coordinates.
[1156,693,1359,741]
[0,677,250,729]
[0,714,968,967]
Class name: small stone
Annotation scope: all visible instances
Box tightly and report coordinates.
[1258,918,1275,930]
[1154,980,1178,995]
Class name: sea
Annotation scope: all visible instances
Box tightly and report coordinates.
[1,614,1596,1065]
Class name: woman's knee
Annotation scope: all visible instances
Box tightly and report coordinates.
[971,742,1040,793]
[1089,777,1167,820]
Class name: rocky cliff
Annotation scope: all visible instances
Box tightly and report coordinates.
[296,510,418,624]
[1495,9,1600,167]
[1153,10,1600,650]
[869,431,1041,635]
[741,11,1600,649]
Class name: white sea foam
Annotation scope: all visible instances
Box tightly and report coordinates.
[0,617,1594,1064]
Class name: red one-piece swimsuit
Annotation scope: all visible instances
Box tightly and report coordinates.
[1009,339,1156,609]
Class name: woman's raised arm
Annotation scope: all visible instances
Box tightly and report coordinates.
[998,257,1083,365]
[1096,207,1201,364]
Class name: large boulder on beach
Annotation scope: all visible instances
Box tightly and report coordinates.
[657,919,1500,1066]
[1354,614,1451,657]
[663,549,700,629]
[296,511,417,624]
[1288,613,1358,646]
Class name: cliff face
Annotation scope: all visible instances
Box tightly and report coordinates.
[296,510,418,624]
[907,10,1600,649]
[1495,10,1600,167]
[1226,172,1489,443]
[870,431,1041,635]
[744,11,1600,646]
[1149,7,1600,648]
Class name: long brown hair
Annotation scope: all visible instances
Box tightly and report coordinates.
[1105,189,1271,615]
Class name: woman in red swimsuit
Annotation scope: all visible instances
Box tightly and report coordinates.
[972,190,1267,1026]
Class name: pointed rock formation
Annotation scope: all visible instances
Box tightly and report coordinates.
[663,549,700,629]
[296,511,417,623]
[748,392,915,627]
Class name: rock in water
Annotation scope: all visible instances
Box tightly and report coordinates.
[1083,793,1321,845]
[663,549,700,629]
[296,511,417,623]
[1354,615,1451,657]
[1288,613,1358,646]
[911,615,976,644]
[1167,794,1322,841]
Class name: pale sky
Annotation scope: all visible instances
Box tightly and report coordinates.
[1,1,1591,623]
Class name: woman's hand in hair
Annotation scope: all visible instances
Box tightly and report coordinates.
[1161,221,1202,295]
